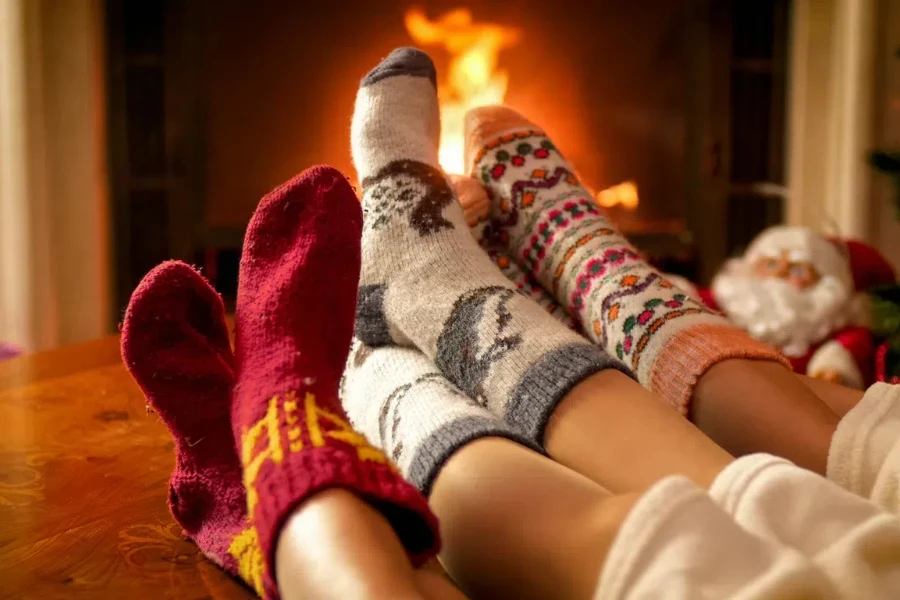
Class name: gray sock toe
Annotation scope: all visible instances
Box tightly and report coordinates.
[362,47,437,88]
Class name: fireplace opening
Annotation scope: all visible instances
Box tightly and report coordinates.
[106,0,788,312]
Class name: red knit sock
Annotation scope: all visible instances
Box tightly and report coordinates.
[232,165,440,593]
[121,261,263,591]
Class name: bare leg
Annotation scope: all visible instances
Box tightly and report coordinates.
[691,359,840,474]
[798,373,866,418]
[429,438,639,600]
[544,370,734,494]
[414,561,472,600]
[273,438,639,600]
[275,489,469,600]
[541,358,838,495]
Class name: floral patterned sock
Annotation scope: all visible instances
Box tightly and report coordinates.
[465,105,788,414]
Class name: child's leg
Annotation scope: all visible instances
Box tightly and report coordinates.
[465,105,839,474]
[690,359,839,474]
[121,261,255,590]
[799,373,866,418]
[275,489,468,600]
[544,369,733,493]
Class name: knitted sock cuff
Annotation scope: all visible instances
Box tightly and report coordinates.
[596,473,835,599]
[596,475,708,598]
[252,445,440,596]
[506,342,630,444]
[707,453,793,516]
[407,415,544,497]
[649,324,791,416]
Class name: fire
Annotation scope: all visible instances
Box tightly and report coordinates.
[403,8,638,212]
[404,7,520,174]
[596,181,639,210]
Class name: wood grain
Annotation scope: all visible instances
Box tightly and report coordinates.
[0,335,252,599]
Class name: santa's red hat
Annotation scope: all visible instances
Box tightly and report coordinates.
[825,237,896,332]
[835,239,897,292]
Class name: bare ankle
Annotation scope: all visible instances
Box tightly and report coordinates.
[693,359,838,474]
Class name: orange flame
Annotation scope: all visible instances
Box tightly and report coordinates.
[404,7,521,174]
[596,181,639,210]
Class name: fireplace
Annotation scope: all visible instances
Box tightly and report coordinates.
[105,0,788,311]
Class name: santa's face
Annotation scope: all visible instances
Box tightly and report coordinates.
[752,251,822,289]
[712,253,851,357]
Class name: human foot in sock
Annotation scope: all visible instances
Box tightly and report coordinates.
[121,261,264,593]
[710,453,900,597]
[828,382,900,516]
[342,340,543,496]
[232,164,440,596]
[465,106,788,413]
[351,48,621,443]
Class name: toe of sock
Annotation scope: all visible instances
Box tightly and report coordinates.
[121,260,231,370]
[244,165,361,261]
[449,174,490,226]
[464,106,541,172]
[237,164,363,388]
[361,46,437,88]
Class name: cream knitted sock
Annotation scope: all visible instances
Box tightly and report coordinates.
[596,475,836,599]
[341,340,541,496]
[711,453,900,598]
[351,48,622,443]
[465,106,789,414]
[827,382,900,515]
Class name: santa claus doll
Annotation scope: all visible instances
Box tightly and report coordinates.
[694,226,896,389]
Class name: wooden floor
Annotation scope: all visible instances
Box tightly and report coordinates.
[0,336,252,599]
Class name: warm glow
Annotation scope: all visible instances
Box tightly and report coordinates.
[596,181,639,210]
[405,7,521,174]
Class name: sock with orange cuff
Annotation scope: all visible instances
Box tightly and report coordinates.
[465,106,788,413]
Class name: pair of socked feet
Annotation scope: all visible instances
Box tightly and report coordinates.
[123,47,900,598]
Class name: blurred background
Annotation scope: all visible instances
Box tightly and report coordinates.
[0,0,898,354]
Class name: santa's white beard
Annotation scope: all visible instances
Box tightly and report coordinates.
[712,262,851,357]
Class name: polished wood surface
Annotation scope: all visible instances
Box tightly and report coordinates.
[0,335,252,599]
